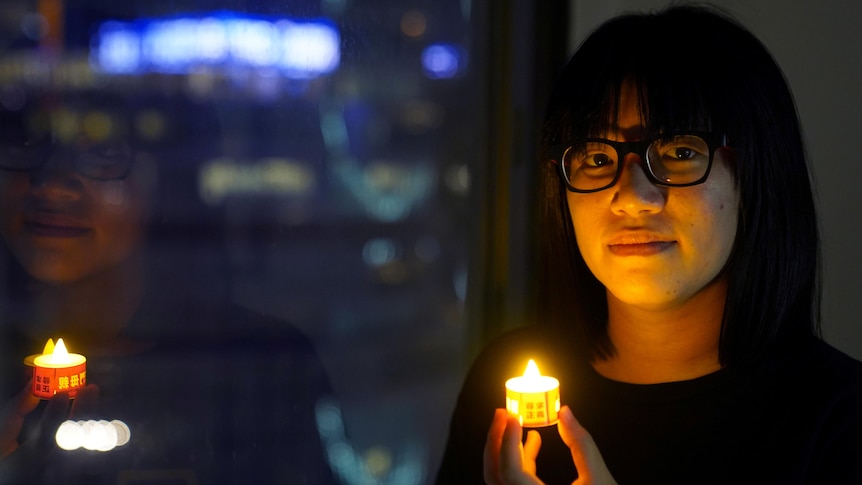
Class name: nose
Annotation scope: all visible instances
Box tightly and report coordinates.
[609,153,666,216]
[30,149,85,201]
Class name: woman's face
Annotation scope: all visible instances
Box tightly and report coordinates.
[567,84,739,312]
[0,102,153,285]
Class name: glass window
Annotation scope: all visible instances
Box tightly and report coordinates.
[0,0,564,483]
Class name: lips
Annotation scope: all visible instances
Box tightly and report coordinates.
[606,232,675,256]
[22,213,91,238]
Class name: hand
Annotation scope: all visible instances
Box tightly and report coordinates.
[483,406,618,485]
[483,408,543,485]
[0,381,41,459]
[0,383,99,483]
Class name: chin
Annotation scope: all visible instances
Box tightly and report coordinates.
[611,286,684,310]
[24,265,91,286]
[14,251,91,285]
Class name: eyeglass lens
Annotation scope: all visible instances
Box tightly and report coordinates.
[0,137,133,180]
[562,134,711,191]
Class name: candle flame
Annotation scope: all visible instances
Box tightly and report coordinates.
[42,338,55,355]
[53,338,70,358]
[524,359,541,378]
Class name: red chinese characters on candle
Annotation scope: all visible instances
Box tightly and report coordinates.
[30,338,87,399]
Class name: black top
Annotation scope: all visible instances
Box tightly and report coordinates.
[436,327,862,484]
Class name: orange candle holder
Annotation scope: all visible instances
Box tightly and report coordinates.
[505,359,560,427]
[30,338,87,399]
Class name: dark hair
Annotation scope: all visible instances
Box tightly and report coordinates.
[536,5,820,366]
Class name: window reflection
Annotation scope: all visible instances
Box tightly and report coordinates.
[1,0,477,483]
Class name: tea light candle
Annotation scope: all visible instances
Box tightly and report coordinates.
[505,359,560,427]
[23,338,55,367]
[32,338,87,399]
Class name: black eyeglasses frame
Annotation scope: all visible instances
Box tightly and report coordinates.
[550,131,728,193]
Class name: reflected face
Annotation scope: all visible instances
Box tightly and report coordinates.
[0,101,152,285]
[566,83,739,311]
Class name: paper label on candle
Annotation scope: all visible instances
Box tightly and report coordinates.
[506,387,560,427]
[34,363,87,399]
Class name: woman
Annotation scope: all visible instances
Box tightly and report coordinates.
[0,88,337,483]
[437,6,862,484]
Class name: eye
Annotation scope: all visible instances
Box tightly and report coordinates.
[671,147,697,160]
[586,152,614,167]
[1,135,50,159]
[654,135,709,163]
[572,142,617,169]
[86,142,131,160]
[95,147,123,159]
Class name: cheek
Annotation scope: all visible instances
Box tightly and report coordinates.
[99,182,132,213]
[91,182,149,259]
[0,176,30,237]
[692,180,739,265]
[566,194,604,260]
[0,174,29,203]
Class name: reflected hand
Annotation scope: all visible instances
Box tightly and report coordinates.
[0,381,41,459]
[0,383,99,482]
[483,406,618,485]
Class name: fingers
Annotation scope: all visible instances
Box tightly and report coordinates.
[69,384,100,419]
[0,391,70,484]
[37,392,71,452]
[522,430,541,476]
[498,414,524,476]
[485,410,545,485]
[0,381,40,458]
[557,406,617,485]
[483,409,508,484]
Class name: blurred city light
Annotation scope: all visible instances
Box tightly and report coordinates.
[400,10,427,38]
[199,157,316,204]
[421,43,463,79]
[362,238,401,268]
[92,13,340,79]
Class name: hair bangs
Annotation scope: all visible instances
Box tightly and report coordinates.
[555,22,723,145]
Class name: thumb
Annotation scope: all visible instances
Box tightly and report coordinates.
[557,406,617,485]
[0,381,40,458]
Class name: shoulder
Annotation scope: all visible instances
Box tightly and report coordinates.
[219,305,331,378]
[222,304,319,351]
[775,338,862,389]
[785,339,862,483]
[798,339,862,413]
[748,337,862,404]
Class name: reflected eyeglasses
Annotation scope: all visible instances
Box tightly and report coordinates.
[0,137,135,181]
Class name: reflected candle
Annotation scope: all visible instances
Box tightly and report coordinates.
[32,338,87,399]
[24,338,55,367]
[505,359,560,427]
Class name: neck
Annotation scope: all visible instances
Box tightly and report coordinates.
[23,253,147,355]
[592,277,727,384]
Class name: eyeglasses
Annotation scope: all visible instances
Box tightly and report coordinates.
[0,137,135,181]
[553,132,727,193]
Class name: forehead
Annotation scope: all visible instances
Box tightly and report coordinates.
[597,81,648,140]
[586,77,714,141]
[1,94,133,141]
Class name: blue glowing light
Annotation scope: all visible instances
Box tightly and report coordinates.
[94,22,141,74]
[91,13,340,79]
[421,43,462,79]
